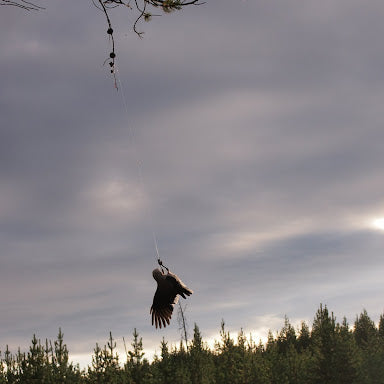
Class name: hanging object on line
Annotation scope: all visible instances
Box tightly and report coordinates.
[150,259,193,329]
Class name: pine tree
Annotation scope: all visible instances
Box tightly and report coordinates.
[3,345,19,384]
[378,314,384,340]
[189,324,215,384]
[169,343,191,384]
[310,304,337,384]
[20,334,47,383]
[103,332,122,384]
[87,343,104,384]
[247,339,269,384]
[51,328,81,383]
[125,328,150,384]
[332,317,359,384]
[278,317,310,384]
[354,310,384,384]
[214,320,249,384]
[354,310,377,348]
[297,322,311,352]
[265,328,289,384]
[87,334,122,384]
[277,316,297,354]
[156,338,172,384]
[310,305,360,384]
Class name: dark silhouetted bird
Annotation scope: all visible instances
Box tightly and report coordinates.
[150,268,193,328]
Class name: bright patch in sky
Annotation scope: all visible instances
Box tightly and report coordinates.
[372,218,384,230]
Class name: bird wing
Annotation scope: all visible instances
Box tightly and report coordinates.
[166,272,193,299]
[150,283,178,329]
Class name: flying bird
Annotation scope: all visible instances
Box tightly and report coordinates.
[151,267,193,329]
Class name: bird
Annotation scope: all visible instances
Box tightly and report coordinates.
[150,267,193,329]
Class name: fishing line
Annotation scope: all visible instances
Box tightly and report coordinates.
[114,62,161,265]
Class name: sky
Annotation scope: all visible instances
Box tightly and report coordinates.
[1,0,384,368]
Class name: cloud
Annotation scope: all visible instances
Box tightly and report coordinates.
[1,0,384,364]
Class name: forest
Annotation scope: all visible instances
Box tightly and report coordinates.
[1,304,384,384]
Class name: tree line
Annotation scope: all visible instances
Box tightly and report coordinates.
[1,304,384,383]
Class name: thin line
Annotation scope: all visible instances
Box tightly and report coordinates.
[114,63,161,263]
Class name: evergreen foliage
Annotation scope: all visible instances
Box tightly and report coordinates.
[1,305,384,383]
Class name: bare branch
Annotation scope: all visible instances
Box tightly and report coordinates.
[2,0,203,81]
[0,0,44,11]
[97,0,203,80]
[177,302,189,350]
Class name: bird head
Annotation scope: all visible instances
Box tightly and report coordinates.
[152,268,165,281]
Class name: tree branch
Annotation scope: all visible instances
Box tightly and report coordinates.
[0,0,44,11]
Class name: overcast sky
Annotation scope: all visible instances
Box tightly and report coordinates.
[1,0,384,367]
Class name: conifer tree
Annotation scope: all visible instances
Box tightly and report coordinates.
[297,322,311,352]
[103,332,122,384]
[332,317,359,384]
[354,310,377,348]
[3,345,19,384]
[125,328,150,384]
[87,335,122,384]
[88,342,104,383]
[277,316,297,354]
[233,328,255,384]
[277,317,312,384]
[247,339,269,384]
[214,320,242,384]
[156,339,172,384]
[51,328,81,383]
[310,304,337,384]
[189,324,215,384]
[170,343,191,384]
[378,314,384,340]
[311,305,360,384]
[20,334,46,383]
[354,310,384,384]
[265,321,294,384]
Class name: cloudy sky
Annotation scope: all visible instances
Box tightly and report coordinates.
[1,0,384,367]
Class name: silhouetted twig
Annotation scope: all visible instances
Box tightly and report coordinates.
[0,0,44,11]
[2,0,203,82]
[97,0,203,80]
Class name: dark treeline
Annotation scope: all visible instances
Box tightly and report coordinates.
[1,304,384,383]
